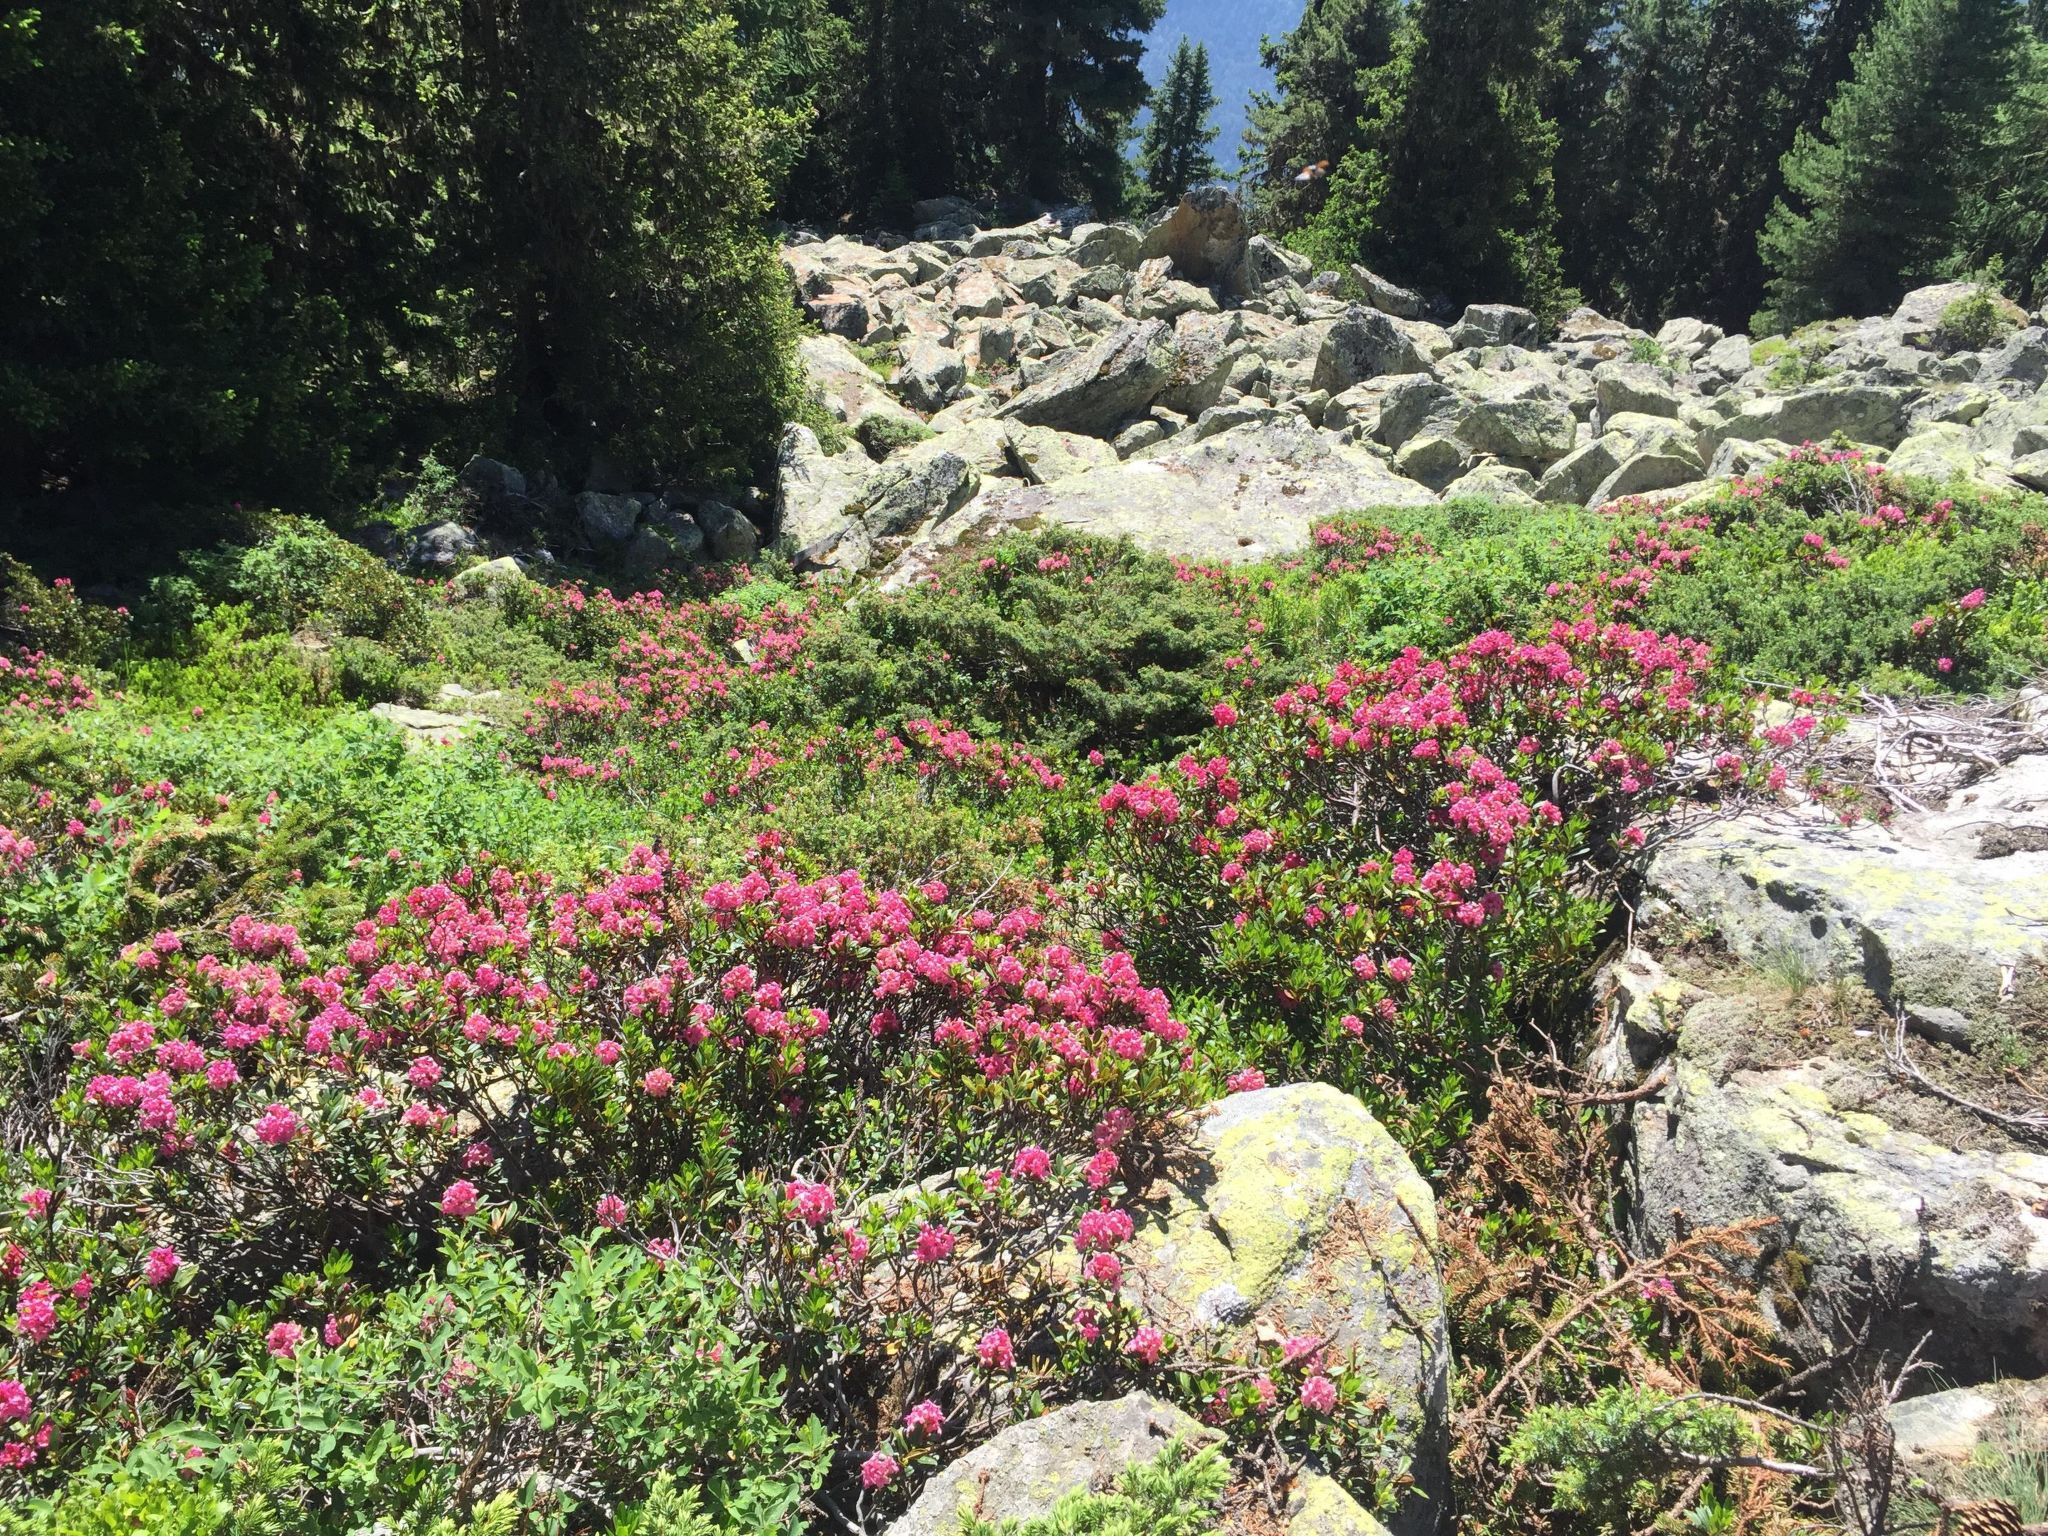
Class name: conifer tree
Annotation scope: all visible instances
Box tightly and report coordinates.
[1760,0,2026,326]
[1242,0,1403,229]
[1139,39,1222,203]
[1295,0,1569,317]
[1956,38,2048,304]
[986,0,1166,205]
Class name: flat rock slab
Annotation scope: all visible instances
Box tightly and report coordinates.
[1648,813,2048,1020]
[1629,1003,2048,1370]
[955,418,1435,565]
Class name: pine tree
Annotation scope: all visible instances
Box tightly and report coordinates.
[1242,0,1404,230]
[1139,39,1221,203]
[1678,0,1808,322]
[1760,0,2026,327]
[1583,0,1709,318]
[986,0,1166,205]
[1956,38,2048,304]
[1547,0,1624,301]
[1296,0,1570,317]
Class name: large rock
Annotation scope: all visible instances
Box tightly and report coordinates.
[1449,304,1538,349]
[1537,435,1627,504]
[1350,265,1425,321]
[885,1393,1392,1536]
[1122,1083,1451,1526]
[1646,802,2048,1021]
[692,501,759,563]
[799,334,922,436]
[1626,993,2048,1372]
[1451,398,1577,469]
[575,491,640,543]
[998,319,1178,438]
[1136,185,1251,292]
[1888,1376,2048,1489]
[774,423,873,551]
[1158,311,1247,417]
[951,417,1434,565]
[1980,326,2048,388]
[1714,383,1914,450]
[1593,360,1685,419]
[1313,306,1433,394]
[898,340,968,413]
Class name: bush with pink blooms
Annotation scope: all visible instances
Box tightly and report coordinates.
[1089,619,1791,1163]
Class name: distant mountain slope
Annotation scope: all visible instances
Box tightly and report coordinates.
[1141,0,1301,174]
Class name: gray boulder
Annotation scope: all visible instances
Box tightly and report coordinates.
[1451,398,1577,469]
[774,424,873,552]
[1449,304,1538,349]
[1350,265,1426,320]
[448,556,529,602]
[946,416,1433,565]
[1537,435,1627,504]
[1626,993,2048,1371]
[1377,377,1458,451]
[456,456,526,506]
[1593,360,1685,419]
[407,521,481,570]
[1242,233,1315,296]
[1392,433,1470,490]
[1136,185,1251,291]
[1589,449,1704,504]
[1713,383,1914,451]
[1647,796,2048,1022]
[692,501,759,563]
[575,491,640,543]
[1446,461,1541,505]
[799,334,923,436]
[1157,311,1246,417]
[897,341,968,413]
[1313,306,1433,393]
[885,1393,1394,1536]
[998,319,1178,438]
[1068,222,1142,270]
[1980,326,2048,388]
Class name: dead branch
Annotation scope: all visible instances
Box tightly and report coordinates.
[1883,1008,2048,1143]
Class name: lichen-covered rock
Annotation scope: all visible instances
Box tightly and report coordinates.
[1451,398,1577,469]
[1711,382,1914,451]
[884,1392,1392,1536]
[1449,304,1537,349]
[1313,306,1432,393]
[1626,995,2048,1370]
[1124,1083,1451,1528]
[946,417,1433,566]
[774,423,873,552]
[1646,809,2048,1020]
[998,318,1178,438]
[1594,360,1685,419]
[574,491,640,543]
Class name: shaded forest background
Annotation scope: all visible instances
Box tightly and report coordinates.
[3,0,2045,511]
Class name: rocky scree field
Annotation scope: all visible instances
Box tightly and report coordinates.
[3,186,2048,1536]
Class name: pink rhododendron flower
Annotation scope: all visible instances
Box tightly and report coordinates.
[143,1246,180,1287]
[15,1283,56,1343]
[1300,1375,1338,1414]
[902,1399,944,1436]
[441,1181,479,1219]
[976,1327,1015,1370]
[1127,1325,1164,1365]
[594,1193,627,1228]
[861,1452,900,1489]
[0,1380,28,1423]
[252,1103,301,1146]
[913,1223,955,1264]
[784,1179,836,1225]
[266,1321,304,1359]
[1011,1145,1051,1180]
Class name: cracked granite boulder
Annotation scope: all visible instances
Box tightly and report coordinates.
[1125,1083,1451,1532]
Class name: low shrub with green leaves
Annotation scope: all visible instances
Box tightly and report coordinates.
[807,531,1246,763]
[1502,1387,1754,1533]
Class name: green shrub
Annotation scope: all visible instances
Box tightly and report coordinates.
[807,531,1245,763]
[1625,449,2048,689]
[105,1237,825,1535]
[1936,287,2021,351]
[857,415,937,458]
[1502,1386,1749,1533]
[1625,337,1672,367]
